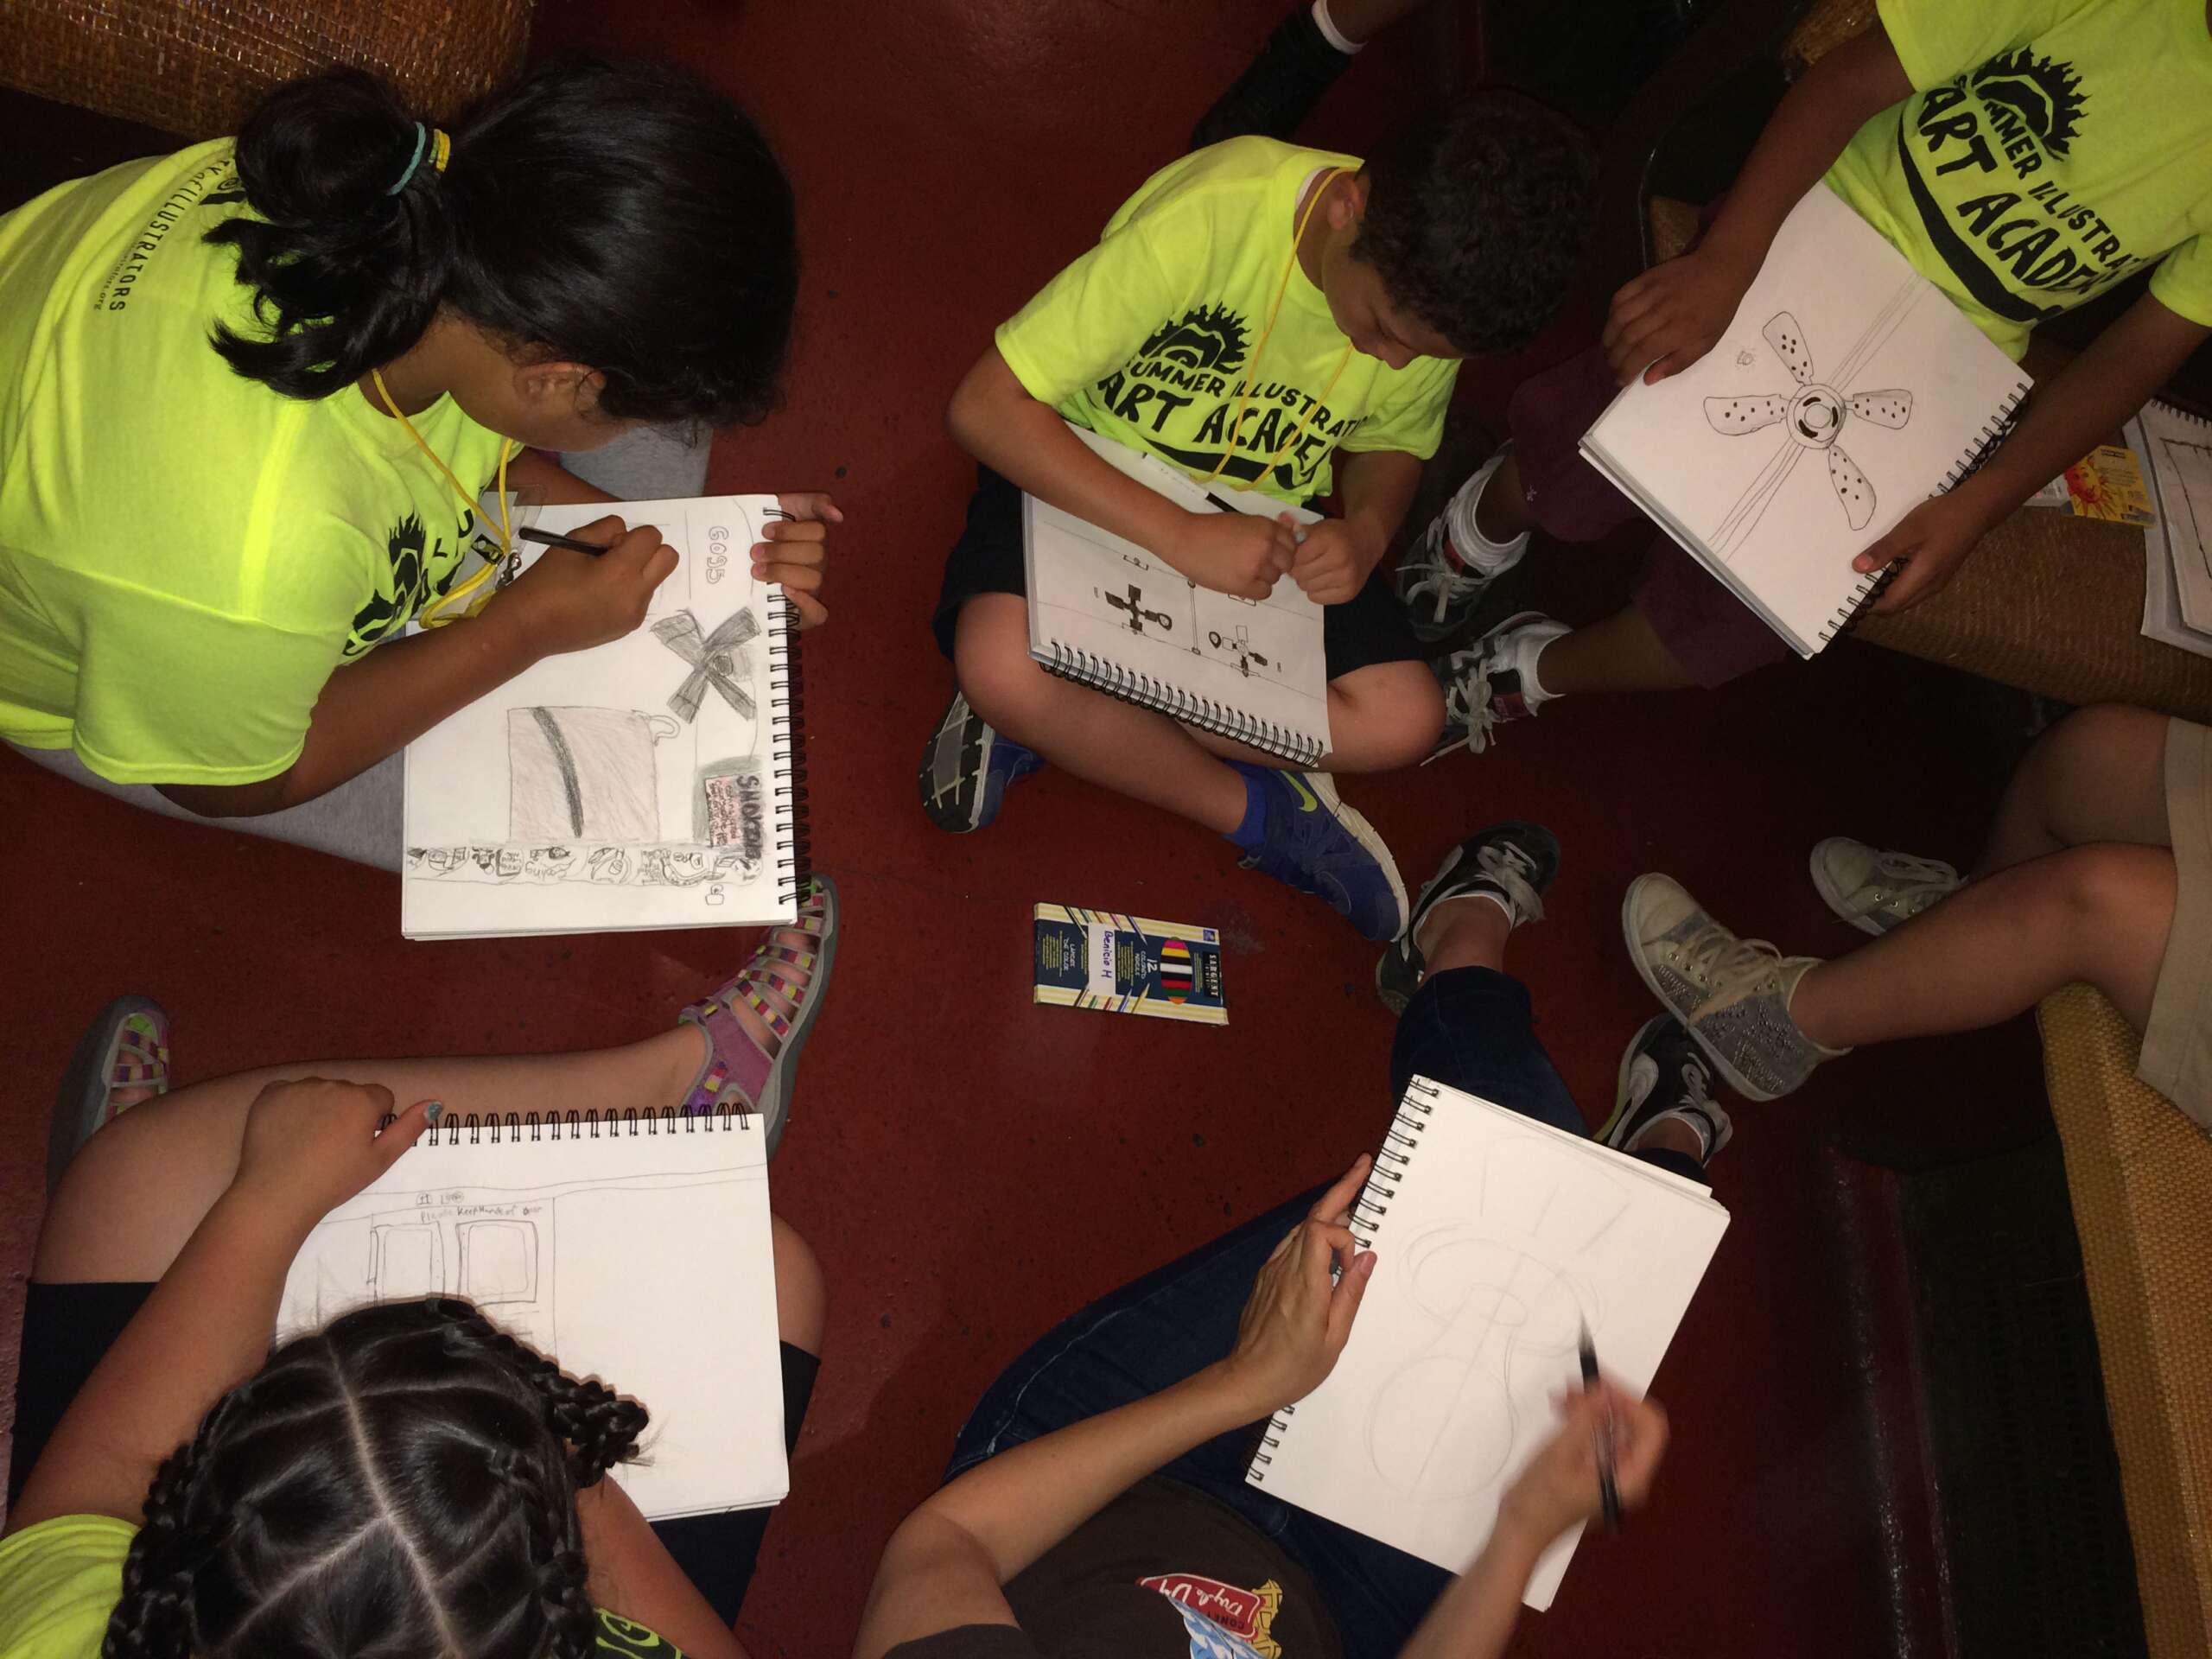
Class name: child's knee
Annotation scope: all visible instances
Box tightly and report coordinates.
[1332,661,1445,768]
[771,1214,827,1355]
[2051,842,2177,935]
[953,598,1056,738]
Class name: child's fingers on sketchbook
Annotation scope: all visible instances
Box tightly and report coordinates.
[760,518,829,544]
[775,491,844,524]
[781,588,830,629]
[761,561,824,598]
[754,541,826,579]
[570,512,631,547]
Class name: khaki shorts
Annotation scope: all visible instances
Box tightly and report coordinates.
[2138,718,2212,1126]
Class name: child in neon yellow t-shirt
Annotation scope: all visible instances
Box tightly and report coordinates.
[0,60,836,856]
[920,95,1594,944]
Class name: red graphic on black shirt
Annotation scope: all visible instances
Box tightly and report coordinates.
[1138,1572,1285,1659]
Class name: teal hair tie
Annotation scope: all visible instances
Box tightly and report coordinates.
[385,123,431,196]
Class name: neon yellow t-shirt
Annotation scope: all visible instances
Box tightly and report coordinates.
[0,141,510,785]
[0,1516,686,1659]
[995,137,1460,505]
[1826,0,2212,359]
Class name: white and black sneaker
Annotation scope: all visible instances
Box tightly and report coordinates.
[1374,821,1560,1014]
[917,689,1042,833]
[1598,1014,1732,1168]
[1427,612,1570,760]
[1392,445,1533,643]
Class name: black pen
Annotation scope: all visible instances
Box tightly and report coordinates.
[517,524,613,556]
[1578,1319,1623,1532]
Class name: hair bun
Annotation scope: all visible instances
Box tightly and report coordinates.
[232,66,426,228]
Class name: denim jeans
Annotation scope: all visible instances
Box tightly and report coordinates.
[945,967,1698,1659]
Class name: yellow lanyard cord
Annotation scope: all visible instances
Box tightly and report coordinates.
[1200,167,1356,489]
[371,367,517,628]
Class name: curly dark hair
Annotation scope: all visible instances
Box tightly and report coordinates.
[203,55,798,428]
[1352,92,1596,358]
[102,1299,647,1659]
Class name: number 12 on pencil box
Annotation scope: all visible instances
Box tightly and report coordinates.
[1032,905,1227,1026]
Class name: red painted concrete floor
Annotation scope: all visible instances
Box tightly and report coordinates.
[0,3,2050,1654]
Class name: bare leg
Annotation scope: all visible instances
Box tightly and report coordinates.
[1186,658,1443,772]
[1980,703,2172,874]
[1471,449,1535,543]
[1418,892,1514,974]
[1526,604,1695,696]
[1323,0,1426,42]
[37,1030,717,1282]
[1789,843,2176,1049]
[956,594,1249,833]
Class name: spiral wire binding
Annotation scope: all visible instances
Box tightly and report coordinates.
[765,575,814,912]
[1040,641,1325,768]
[1249,1078,1438,1486]
[378,1103,754,1143]
[1817,382,2031,648]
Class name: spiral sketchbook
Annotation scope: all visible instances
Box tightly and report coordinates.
[1024,424,1331,766]
[2137,400,2212,649]
[402,496,810,939]
[1580,183,2032,658]
[1246,1076,1728,1608]
[276,1105,784,1521]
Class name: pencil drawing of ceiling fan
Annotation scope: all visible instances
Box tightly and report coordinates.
[1703,293,1918,556]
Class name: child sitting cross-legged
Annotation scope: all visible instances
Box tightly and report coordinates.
[918,99,1593,940]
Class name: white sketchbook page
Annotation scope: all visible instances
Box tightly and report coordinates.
[1582,183,2031,657]
[1024,427,1332,755]
[2139,402,2212,632]
[2133,410,2212,656]
[276,1119,785,1521]
[1250,1077,1728,1609]
[403,497,796,938]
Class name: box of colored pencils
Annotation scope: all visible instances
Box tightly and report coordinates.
[1032,905,1226,1026]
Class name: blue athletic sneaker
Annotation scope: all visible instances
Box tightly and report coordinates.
[918,690,1042,833]
[1232,766,1409,942]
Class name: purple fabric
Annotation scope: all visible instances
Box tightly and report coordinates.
[1502,193,1793,689]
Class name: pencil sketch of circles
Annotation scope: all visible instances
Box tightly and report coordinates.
[1364,1231,1590,1498]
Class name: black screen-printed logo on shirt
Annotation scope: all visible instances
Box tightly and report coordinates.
[1900,44,2144,327]
[1972,48,2087,156]
[344,506,475,656]
[1092,302,1363,493]
[1141,303,1252,374]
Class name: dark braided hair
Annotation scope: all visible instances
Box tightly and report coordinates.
[202,54,798,427]
[1352,91,1596,358]
[103,1299,647,1659]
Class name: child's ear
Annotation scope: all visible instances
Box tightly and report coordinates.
[514,359,607,414]
[1332,173,1371,232]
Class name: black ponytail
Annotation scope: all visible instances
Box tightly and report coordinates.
[205,54,798,428]
[204,68,456,401]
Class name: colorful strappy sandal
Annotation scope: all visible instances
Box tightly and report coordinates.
[677,875,839,1159]
[49,995,170,1194]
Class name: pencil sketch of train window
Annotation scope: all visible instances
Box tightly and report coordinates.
[1364,1136,1630,1500]
[370,1224,442,1300]
[459,1219,539,1304]
[508,707,679,842]
[654,606,760,722]
[1704,291,1921,556]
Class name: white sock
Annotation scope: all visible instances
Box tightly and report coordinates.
[1443,458,1529,576]
[1500,621,1569,706]
[1312,0,1365,54]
